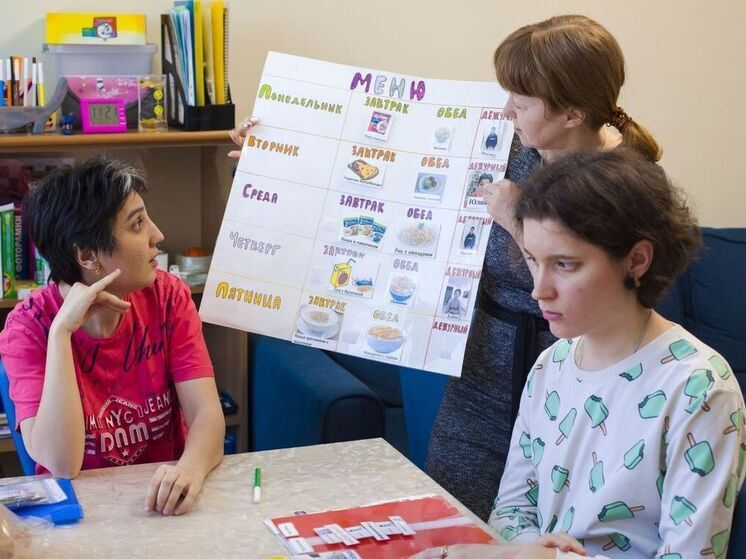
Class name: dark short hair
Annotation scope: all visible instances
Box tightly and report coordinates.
[25,158,147,285]
[515,149,701,308]
[478,173,493,183]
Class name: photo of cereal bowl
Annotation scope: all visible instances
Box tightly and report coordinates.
[366,325,405,354]
[389,275,417,303]
[299,307,339,336]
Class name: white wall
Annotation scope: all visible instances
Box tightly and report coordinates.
[2,0,744,226]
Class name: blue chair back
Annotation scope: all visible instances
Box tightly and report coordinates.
[399,367,448,470]
[0,361,37,475]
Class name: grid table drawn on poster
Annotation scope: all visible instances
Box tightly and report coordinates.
[199,51,512,376]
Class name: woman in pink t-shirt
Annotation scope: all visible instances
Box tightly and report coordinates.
[0,158,225,516]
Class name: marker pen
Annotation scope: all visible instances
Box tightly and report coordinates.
[22,57,29,107]
[0,63,5,107]
[29,58,37,108]
[10,56,22,106]
[12,57,21,107]
[36,61,45,107]
[253,467,262,504]
[5,59,11,106]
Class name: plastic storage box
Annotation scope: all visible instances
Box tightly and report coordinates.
[43,43,156,82]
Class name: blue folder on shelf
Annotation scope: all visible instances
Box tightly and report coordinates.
[15,479,83,525]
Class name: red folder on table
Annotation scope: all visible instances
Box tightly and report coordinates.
[265,494,494,558]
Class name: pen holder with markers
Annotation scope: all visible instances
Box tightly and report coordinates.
[0,78,67,134]
[160,14,235,131]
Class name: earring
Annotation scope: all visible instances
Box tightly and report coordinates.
[632,276,641,288]
[95,265,101,276]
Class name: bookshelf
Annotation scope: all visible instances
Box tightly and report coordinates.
[1,284,205,310]
[0,130,232,153]
[0,437,13,453]
[0,130,249,462]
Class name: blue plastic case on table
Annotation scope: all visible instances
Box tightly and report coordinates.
[15,478,83,525]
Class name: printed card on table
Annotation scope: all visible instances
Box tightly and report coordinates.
[199,51,512,377]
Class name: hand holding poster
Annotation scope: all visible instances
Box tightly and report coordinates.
[199,52,512,376]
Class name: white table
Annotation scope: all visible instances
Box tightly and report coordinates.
[15,438,492,558]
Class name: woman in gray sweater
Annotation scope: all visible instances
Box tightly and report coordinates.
[426,14,662,521]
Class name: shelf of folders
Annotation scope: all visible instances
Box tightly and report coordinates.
[160,8,234,131]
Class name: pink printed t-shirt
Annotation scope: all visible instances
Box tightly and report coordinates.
[0,270,214,474]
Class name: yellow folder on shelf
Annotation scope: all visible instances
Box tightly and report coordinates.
[202,2,215,105]
[211,0,226,105]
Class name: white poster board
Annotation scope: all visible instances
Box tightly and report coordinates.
[199,52,512,376]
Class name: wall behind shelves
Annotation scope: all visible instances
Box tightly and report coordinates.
[1,0,743,229]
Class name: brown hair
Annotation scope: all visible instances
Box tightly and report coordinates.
[515,149,701,308]
[494,15,662,162]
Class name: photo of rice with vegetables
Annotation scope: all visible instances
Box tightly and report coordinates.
[398,223,436,248]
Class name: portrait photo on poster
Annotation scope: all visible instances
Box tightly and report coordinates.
[463,170,493,209]
[460,217,484,254]
[479,120,506,156]
[441,277,473,320]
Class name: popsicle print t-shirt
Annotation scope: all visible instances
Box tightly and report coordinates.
[490,325,745,558]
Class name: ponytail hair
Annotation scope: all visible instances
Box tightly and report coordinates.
[610,110,662,162]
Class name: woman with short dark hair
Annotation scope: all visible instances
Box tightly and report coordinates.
[0,158,225,516]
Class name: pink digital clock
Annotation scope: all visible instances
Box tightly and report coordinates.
[80,97,127,134]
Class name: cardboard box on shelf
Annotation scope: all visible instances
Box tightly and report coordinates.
[46,13,147,45]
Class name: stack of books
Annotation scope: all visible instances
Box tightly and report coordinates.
[0,412,9,439]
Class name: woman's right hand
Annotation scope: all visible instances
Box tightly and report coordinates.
[482,179,520,230]
[535,532,587,555]
[227,117,259,159]
[53,269,130,335]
